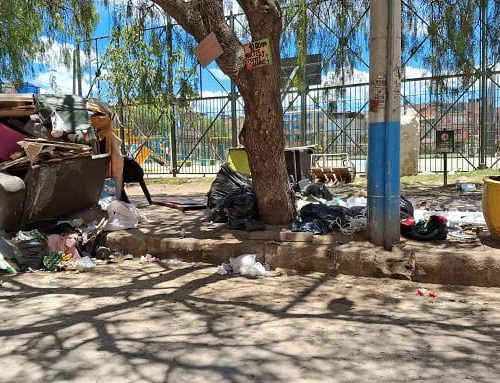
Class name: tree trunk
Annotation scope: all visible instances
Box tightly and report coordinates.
[240,96,296,225]
[153,0,295,225]
[237,43,295,225]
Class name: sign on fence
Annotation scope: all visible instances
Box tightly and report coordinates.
[243,39,272,70]
[436,130,455,153]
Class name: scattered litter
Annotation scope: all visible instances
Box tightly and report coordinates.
[191,262,202,268]
[229,254,267,276]
[216,264,229,276]
[47,234,81,260]
[179,229,185,239]
[215,254,267,277]
[416,287,438,298]
[123,253,134,261]
[140,254,159,264]
[160,258,181,265]
[447,229,478,240]
[416,287,428,296]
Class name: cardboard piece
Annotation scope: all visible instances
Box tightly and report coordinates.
[194,32,224,68]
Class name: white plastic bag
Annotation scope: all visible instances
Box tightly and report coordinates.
[77,256,96,271]
[229,254,257,273]
[229,254,267,276]
[105,200,143,231]
[346,196,367,208]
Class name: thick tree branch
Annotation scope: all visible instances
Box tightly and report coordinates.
[236,0,282,38]
[154,0,245,79]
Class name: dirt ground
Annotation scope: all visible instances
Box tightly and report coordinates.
[1,179,498,383]
[1,261,499,383]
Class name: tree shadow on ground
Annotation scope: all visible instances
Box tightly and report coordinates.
[0,265,498,383]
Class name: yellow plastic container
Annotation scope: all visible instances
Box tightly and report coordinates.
[482,176,500,241]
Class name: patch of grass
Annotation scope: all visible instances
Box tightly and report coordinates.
[401,169,499,186]
[350,169,499,188]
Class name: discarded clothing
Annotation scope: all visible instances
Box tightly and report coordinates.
[47,234,81,260]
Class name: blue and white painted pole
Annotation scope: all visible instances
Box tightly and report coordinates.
[368,0,401,248]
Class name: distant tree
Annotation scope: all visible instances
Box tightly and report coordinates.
[0,0,100,85]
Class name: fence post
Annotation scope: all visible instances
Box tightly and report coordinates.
[300,64,307,145]
[75,41,82,97]
[166,18,178,176]
[478,0,488,169]
[230,11,238,148]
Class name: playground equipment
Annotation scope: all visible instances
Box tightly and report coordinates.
[132,144,167,166]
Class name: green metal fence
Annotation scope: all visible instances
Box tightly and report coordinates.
[82,1,499,176]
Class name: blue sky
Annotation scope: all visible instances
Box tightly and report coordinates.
[24,0,495,104]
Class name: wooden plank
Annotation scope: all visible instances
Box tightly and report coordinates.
[0,93,35,104]
[21,138,92,151]
[152,197,207,212]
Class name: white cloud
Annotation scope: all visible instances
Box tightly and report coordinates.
[31,67,91,96]
[199,89,228,98]
[403,66,431,79]
[322,68,369,86]
[209,68,229,81]
[29,37,95,95]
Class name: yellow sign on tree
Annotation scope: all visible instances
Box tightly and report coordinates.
[243,38,272,70]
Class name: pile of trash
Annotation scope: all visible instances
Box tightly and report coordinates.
[0,223,102,274]
[290,181,452,241]
[291,181,368,235]
[0,173,150,275]
[1,94,125,234]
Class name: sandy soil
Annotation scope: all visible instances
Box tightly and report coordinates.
[1,261,499,383]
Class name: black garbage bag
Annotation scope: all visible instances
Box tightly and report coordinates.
[292,217,330,235]
[9,230,47,271]
[221,188,264,231]
[400,195,414,218]
[207,163,253,223]
[302,182,333,201]
[292,203,356,234]
[207,164,264,231]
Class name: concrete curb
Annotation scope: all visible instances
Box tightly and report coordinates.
[102,225,500,288]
